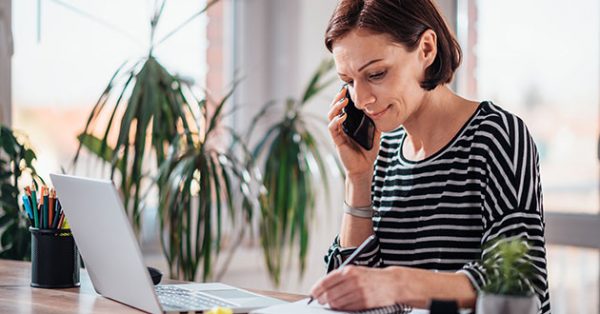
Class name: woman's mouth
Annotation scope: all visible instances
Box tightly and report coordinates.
[367,105,391,120]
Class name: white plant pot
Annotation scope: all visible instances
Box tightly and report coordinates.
[476,293,537,314]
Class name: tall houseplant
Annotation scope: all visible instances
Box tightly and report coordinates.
[73,1,218,232]
[71,0,254,281]
[249,59,344,285]
[158,87,262,281]
[0,125,42,260]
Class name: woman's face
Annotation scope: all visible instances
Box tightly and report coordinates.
[332,28,429,132]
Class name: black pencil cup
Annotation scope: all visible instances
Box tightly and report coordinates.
[30,227,80,288]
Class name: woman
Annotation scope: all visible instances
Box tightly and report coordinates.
[309,0,550,313]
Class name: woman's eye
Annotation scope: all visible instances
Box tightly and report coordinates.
[369,71,386,80]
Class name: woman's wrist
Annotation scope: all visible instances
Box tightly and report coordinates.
[345,172,373,207]
[346,171,373,183]
[388,267,413,303]
[386,266,477,309]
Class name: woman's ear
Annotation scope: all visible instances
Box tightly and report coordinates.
[418,29,437,69]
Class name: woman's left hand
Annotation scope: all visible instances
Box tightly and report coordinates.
[309,265,405,311]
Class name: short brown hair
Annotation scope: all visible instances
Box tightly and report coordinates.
[325,0,462,91]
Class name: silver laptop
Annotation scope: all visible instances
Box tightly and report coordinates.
[50,173,285,314]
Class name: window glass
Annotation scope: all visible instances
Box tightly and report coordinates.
[472,0,599,213]
[12,0,207,178]
[547,245,599,313]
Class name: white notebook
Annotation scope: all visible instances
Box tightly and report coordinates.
[251,298,426,314]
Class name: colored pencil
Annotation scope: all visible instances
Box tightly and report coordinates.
[30,185,39,228]
[39,187,44,228]
[20,195,34,225]
[21,195,33,220]
[57,212,65,230]
[52,199,61,229]
[43,187,49,229]
[49,189,55,230]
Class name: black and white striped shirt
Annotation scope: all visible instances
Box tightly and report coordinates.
[325,101,550,313]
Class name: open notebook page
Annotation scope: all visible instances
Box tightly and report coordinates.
[250,298,429,314]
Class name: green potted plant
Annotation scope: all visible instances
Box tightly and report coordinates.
[157,86,262,281]
[155,59,341,283]
[73,0,218,233]
[249,59,344,285]
[72,0,265,282]
[477,238,538,314]
[0,125,42,260]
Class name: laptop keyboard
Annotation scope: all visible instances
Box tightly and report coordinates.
[155,285,237,310]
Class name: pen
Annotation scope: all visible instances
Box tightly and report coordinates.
[307,234,377,305]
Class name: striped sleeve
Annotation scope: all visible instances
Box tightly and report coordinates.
[324,235,384,272]
[458,110,550,313]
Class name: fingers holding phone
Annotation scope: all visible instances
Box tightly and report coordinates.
[328,102,349,148]
[328,86,349,121]
[327,85,380,176]
[327,86,350,146]
[329,85,377,149]
[340,88,375,151]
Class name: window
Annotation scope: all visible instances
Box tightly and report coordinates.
[547,245,598,313]
[0,0,11,125]
[458,0,599,214]
[456,0,600,312]
[12,0,208,179]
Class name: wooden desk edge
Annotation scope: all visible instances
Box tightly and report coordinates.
[1,259,307,312]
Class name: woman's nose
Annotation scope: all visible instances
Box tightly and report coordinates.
[353,84,376,110]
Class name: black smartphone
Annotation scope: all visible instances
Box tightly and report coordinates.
[341,88,376,150]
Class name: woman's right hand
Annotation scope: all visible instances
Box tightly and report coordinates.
[328,86,381,180]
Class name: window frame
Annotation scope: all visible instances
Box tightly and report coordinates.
[0,0,12,127]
